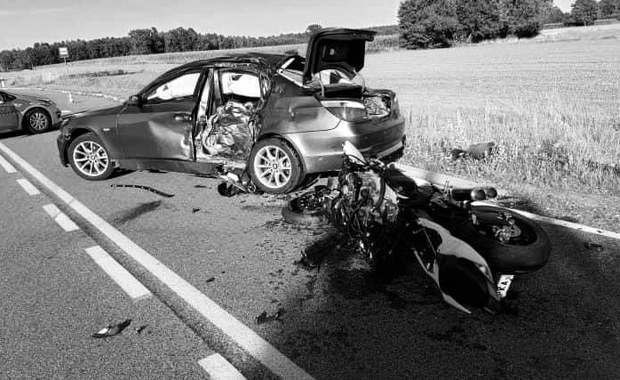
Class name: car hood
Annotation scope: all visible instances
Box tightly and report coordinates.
[303,28,376,84]
[10,92,53,104]
[64,104,125,120]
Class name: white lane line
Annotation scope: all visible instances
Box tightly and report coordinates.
[0,141,314,379]
[0,152,17,173]
[42,204,79,232]
[505,207,620,241]
[199,354,246,380]
[84,246,151,301]
[17,178,41,195]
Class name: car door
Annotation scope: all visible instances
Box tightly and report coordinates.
[117,69,203,162]
[0,92,19,131]
[194,68,263,165]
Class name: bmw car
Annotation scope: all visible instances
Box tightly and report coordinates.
[0,90,62,134]
[57,28,405,194]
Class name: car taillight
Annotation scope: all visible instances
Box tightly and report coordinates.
[321,100,368,122]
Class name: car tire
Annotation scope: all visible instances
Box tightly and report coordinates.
[249,138,304,194]
[68,132,114,181]
[24,108,51,134]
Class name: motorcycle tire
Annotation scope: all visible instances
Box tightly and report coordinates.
[450,205,551,274]
[281,205,328,226]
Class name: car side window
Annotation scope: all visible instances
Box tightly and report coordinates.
[145,72,201,103]
[221,72,262,101]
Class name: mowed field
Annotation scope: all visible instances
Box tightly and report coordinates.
[5,25,620,231]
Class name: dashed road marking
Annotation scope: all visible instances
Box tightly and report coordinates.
[17,178,40,195]
[0,152,16,173]
[199,354,246,380]
[85,246,151,301]
[42,203,79,232]
[0,141,314,379]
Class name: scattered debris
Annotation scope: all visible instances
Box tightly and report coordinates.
[136,325,149,334]
[451,142,496,161]
[584,241,604,251]
[205,277,216,283]
[255,308,285,325]
[92,319,132,338]
[110,184,174,198]
[294,253,319,271]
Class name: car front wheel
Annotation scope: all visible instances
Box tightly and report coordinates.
[249,138,303,194]
[24,108,51,134]
[68,133,113,180]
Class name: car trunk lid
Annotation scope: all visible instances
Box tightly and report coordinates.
[302,28,376,84]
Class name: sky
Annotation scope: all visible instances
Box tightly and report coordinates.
[0,0,574,52]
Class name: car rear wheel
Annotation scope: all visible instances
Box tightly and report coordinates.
[249,138,304,194]
[24,108,51,134]
[68,133,113,180]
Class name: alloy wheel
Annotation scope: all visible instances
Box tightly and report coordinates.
[72,141,109,177]
[253,145,292,189]
[29,112,48,131]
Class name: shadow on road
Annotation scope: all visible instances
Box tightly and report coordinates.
[261,200,620,379]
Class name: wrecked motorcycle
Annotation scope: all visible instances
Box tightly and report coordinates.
[284,141,551,314]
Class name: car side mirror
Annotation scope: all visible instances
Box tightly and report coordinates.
[127,95,142,107]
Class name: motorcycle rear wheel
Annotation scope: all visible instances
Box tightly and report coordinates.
[451,205,551,274]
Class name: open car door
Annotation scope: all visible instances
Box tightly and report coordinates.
[194,67,265,170]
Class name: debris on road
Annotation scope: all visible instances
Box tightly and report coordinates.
[255,308,285,325]
[584,241,604,251]
[92,319,132,338]
[110,184,175,198]
[205,277,216,283]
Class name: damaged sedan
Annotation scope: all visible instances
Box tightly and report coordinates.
[57,28,405,194]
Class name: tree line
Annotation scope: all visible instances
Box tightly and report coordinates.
[552,0,620,26]
[0,24,399,72]
[398,0,620,49]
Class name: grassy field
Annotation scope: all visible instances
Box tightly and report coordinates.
[4,25,620,230]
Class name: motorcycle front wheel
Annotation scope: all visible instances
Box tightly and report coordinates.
[450,205,551,274]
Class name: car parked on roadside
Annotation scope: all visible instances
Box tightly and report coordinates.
[0,90,62,134]
[57,28,406,194]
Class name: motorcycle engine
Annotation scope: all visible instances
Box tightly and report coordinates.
[331,170,399,234]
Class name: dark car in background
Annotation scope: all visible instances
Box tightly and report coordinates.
[57,28,405,194]
[0,90,62,134]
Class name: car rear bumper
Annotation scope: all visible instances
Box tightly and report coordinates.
[287,115,406,173]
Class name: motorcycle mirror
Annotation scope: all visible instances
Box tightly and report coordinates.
[343,141,367,165]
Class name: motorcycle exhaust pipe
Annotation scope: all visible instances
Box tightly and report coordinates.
[450,187,498,201]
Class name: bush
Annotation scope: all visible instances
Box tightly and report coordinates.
[398,0,460,49]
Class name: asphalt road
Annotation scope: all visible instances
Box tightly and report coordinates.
[1,97,620,379]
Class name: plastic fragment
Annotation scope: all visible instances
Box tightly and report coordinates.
[92,319,132,338]
[584,242,603,251]
[255,308,285,325]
